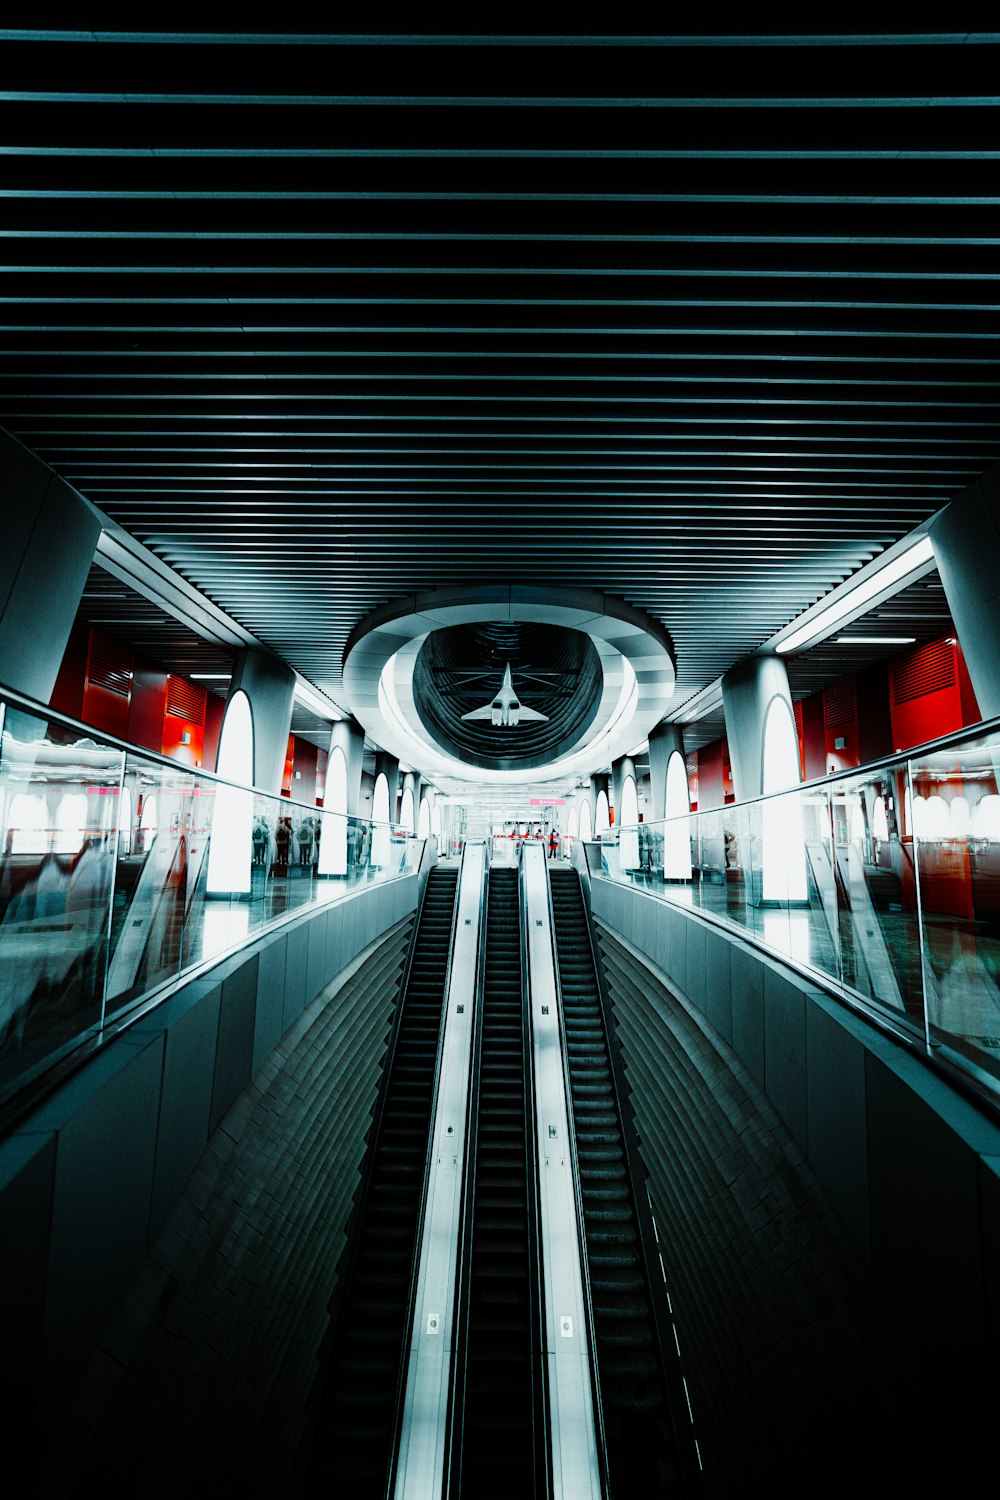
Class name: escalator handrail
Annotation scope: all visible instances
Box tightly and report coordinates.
[386,840,485,1500]
[571,870,706,1499]
[541,859,611,1500]
[517,847,552,1500]
[447,847,493,1498]
[452,852,497,1494]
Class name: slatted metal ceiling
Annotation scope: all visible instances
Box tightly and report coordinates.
[1,30,995,747]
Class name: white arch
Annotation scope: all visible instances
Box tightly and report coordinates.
[319,744,349,875]
[664,750,692,881]
[579,799,593,843]
[619,775,640,871]
[372,771,390,867]
[761,695,806,902]
[431,797,443,838]
[207,689,254,895]
[568,803,579,840]
[418,795,431,839]
[595,788,610,834]
[872,794,889,843]
[400,784,415,835]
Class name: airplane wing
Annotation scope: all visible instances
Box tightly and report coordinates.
[461,704,496,721]
[517,705,549,722]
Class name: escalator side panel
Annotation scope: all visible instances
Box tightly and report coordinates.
[305,865,459,1498]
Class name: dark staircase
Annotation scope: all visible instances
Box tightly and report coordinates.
[304,864,459,1497]
[549,867,681,1497]
[458,866,539,1497]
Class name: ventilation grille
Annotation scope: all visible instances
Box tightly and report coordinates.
[86,632,132,699]
[166,675,207,724]
[824,678,857,729]
[891,639,956,705]
[793,701,804,736]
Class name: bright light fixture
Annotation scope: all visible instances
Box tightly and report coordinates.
[294,678,343,721]
[832,636,916,646]
[776,535,935,656]
[190,673,232,680]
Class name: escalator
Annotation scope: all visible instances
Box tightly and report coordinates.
[548,867,681,1498]
[302,864,459,1498]
[457,866,539,1497]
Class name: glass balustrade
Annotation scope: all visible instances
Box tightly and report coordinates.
[597,717,1000,1100]
[0,691,424,1112]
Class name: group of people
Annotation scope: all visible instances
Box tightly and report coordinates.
[251,812,322,873]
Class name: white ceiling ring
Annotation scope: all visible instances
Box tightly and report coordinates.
[342,585,676,788]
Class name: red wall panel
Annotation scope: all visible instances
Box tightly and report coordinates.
[127,661,168,754]
[798,693,827,781]
[289,739,319,805]
[889,637,964,753]
[697,739,726,811]
[49,619,89,720]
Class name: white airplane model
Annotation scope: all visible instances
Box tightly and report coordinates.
[461,662,549,728]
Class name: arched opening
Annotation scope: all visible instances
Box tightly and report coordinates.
[619,775,640,872]
[872,794,889,844]
[372,771,390,869]
[400,784,415,835]
[579,799,593,844]
[319,744,348,876]
[568,803,578,841]
[418,796,430,839]
[664,749,692,881]
[207,690,254,896]
[432,798,443,839]
[760,695,806,903]
[595,788,610,834]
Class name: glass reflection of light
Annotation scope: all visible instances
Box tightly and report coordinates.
[119,785,133,855]
[764,909,813,965]
[201,900,250,961]
[950,795,971,836]
[54,792,87,855]
[9,791,47,855]
[973,794,1000,839]
[140,793,158,843]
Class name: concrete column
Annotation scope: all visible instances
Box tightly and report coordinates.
[327,716,365,816]
[225,647,296,795]
[591,772,611,832]
[721,654,799,802]
[611,755,637,825]
[646,723,685,821]
[374,751,400,823]
[0,429,101,703]
[929,462,1000,719]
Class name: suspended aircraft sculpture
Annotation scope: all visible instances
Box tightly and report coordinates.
[460,663,549,728]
